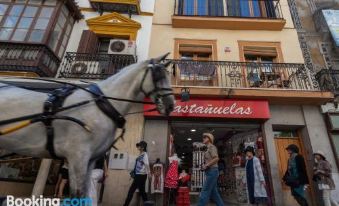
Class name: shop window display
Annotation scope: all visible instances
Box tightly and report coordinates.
[171,122,272,205]
[0,150,61,186]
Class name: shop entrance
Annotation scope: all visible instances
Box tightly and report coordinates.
[169,121,272,206]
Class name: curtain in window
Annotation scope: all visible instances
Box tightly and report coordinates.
[197,0,208,15]
[240,0,250,17]
[265,0,276,18]
[209,0,224,16]
[180,0,195,15]
[227,0,240,16]
[252,0,261,17]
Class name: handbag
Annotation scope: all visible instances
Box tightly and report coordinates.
[130,170,136,179]
[283,172,300,187]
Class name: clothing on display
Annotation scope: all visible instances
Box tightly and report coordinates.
[151,161,164,194]
[165,156,179,189]
[191,142,206,192]
[177,171,190,206]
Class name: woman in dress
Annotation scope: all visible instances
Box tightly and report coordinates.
[313,150,338,206]
[244,146,267,205]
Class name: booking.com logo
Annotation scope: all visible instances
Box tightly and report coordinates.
[6,195,92,206]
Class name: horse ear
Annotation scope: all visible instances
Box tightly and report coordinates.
[154,52,170,62]
[163,60,172,68]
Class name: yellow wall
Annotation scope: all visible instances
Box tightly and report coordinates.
[102,109,145,206]
[149,0,304,64]
[149,26,305,63]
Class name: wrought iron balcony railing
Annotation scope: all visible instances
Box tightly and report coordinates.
[0,42,60,77]
[58,52,136,79]
[316,69,339,95]
[170,60,313,90]
[174,0,283,19]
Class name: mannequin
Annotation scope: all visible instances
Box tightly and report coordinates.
[151,158,164,194]
[169,153,181,164]
[165,153,181,205]
[177,169,190,206]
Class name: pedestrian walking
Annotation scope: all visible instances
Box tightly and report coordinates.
[283,144,309,206]
[88,155,108,206]
[244,146,267,205]
[313,150,338,206]
[123,141,150,206]
[197,133,224,206]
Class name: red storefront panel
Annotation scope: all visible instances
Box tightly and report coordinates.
[144,99,270,119]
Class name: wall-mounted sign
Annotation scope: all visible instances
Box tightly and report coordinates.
[323,10,339,46]
[144,99,270,119]
[224,47,231,52]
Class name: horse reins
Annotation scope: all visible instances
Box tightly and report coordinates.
[0,59,173,159]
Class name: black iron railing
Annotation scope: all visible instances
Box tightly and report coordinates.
[0,42,60,77]
[170,60,313,90]
[58,52,136,79]
[316,69,339,95]
[174,0,283,19]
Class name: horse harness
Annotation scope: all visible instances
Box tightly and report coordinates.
[0,60,173,159]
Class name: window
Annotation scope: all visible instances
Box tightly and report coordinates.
[0,1,74,58]
[327,114,339,164]
[332,134,339,157]
[178,0,276,17]
[48,5,74,58]
[0,1,55,42]
[0,154,61,184]
[174,39,217,86]
[239,41,285,88]
[98,38,111,54]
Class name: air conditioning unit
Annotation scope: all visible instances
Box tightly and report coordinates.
[108,39,136,56]
[69,61,100,74]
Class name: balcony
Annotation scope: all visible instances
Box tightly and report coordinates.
[170,60,312,90]
[316,69,339,96]
[58,52,136,79]
[90,0,140,15]
[172,0,286,30]
[0,43,60,77]
[169,60,334,104]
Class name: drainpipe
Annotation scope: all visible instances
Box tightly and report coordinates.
[32,159,53,196]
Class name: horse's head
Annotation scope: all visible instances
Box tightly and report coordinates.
[141,53,175,116]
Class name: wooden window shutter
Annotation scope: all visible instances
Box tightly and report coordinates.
[243,46,277,57]
[77,30,99,54]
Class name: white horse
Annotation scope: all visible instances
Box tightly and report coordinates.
[0,54,175,197]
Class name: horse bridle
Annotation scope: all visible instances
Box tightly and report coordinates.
[140,59,173,99]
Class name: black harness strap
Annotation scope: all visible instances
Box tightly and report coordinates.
[43,85,76,159]
[88,84,126,129]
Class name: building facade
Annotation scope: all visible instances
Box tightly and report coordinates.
[0,0,155,204]
[144,0,338,205]
[0,0,338,206]
[290,0,339,173]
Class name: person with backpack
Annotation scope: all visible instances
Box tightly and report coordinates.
[283,144,309,206]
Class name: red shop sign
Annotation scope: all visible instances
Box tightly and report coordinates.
[144,99,270,119]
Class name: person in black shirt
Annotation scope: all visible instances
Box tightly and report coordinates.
[88,155,108,206]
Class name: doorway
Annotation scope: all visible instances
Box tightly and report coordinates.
[169,121,273,206]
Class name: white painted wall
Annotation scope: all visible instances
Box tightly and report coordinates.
[64,0,154,62]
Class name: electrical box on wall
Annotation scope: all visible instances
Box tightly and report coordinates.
[108,150,128,170]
